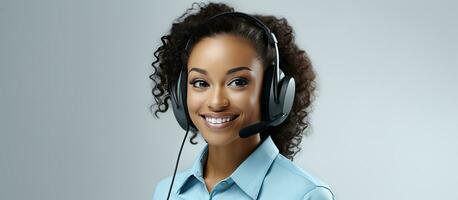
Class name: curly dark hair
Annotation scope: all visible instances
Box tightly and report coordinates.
[149,2,316,161]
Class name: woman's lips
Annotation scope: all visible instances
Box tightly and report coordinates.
[200,115,239,131]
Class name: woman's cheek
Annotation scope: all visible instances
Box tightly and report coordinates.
[230,90,260,117]
[229,91,252,106]
[187,89,204,112]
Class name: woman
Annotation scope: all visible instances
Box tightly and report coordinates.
[150,2,335,200]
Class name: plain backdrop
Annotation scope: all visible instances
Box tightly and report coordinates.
[1,0,457,200]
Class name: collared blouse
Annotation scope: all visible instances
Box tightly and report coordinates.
[153,135,335,200]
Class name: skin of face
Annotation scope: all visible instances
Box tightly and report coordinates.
[186,33,264,149]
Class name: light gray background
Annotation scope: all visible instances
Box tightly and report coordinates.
[1,0,457,200]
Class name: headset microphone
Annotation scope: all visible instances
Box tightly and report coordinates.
[239,113,287,138]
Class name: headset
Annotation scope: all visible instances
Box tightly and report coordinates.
[165,11,296,199]
[169,11,295,138]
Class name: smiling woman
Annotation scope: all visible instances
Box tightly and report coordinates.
[186,34,264,147]
[150,2,335,200]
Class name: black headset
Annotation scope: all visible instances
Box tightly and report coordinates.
[169,11,296,138]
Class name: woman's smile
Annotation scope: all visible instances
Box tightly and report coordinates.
[200,113,240,131]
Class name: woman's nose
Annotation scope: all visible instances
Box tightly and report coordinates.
[208,87,229,111]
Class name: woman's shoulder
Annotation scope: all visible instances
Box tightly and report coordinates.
[262,153,335,199]
[152,168,192,200]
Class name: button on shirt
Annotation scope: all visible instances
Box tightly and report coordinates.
[153,135,335,200]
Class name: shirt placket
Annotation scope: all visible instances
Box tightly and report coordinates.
[206,179,233,200]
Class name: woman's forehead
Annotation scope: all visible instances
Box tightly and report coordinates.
[187,34,262,73]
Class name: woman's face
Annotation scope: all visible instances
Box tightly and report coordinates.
[186,34,264,146]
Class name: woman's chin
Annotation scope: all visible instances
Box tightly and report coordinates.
[200,130,240,146]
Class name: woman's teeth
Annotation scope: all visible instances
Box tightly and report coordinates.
[205,116,235,124]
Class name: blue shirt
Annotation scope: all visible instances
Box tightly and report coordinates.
[153,135,335,200]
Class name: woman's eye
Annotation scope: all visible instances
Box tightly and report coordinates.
[189,80,209,88]
[189,78,248,89]
[228,78,249,88]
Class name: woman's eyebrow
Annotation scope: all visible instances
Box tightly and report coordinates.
[227,66,251,75]
[188,66,251,75]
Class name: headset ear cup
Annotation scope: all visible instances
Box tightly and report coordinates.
[278,75,296,118]
[170,70,190,131]
[180,69,198,131]
[261,66,275,122]
[267,74,295,127]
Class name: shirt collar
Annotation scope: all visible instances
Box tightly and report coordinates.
[176,143,208,194]
[177,135,279,200]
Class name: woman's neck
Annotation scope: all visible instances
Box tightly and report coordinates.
[204,135,261,180]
